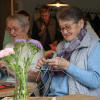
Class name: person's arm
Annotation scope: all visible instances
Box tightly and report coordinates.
[66,42,100,89]
[28,70,41,82]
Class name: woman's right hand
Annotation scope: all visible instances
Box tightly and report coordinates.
[0,61,6,68]
[36,57,47,69]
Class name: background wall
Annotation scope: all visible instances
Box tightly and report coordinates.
[0,0,11,49]
[16,0,100,17]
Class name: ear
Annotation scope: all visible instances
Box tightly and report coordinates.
[78,19,84,29]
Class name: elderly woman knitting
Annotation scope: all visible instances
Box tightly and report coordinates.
[37,6,100,97]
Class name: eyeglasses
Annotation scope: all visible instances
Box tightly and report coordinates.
[60,22,76,32]
[6,26,20,33]
[7,28,16,33]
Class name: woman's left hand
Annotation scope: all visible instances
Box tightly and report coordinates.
[46,57,70,70]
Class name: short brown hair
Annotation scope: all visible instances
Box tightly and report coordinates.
[40,5,50,14]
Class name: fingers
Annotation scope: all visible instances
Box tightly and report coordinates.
[0,61,6,68]
[46,57,69,69]
[36,57,46,69]
[46,57,60,66]
[36,57,69,70]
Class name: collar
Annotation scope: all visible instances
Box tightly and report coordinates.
[76,32,99,50]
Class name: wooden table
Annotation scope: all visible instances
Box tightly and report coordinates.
[0,80,99,100]
[56,95,100,100]
[2,95,100,100]
[0,82,39,98]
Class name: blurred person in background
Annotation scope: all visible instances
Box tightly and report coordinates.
[32,5,62,58]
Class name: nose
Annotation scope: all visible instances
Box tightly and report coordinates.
[62,29,69,35]
[9,29,15,36]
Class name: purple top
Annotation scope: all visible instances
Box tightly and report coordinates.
[15,39,43,50]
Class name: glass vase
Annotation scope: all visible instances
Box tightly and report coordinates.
[14,70,28,100]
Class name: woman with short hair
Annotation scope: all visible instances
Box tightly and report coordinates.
[0,14,43,85]
[37,6,100,97]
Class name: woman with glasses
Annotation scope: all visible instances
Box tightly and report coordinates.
[0,14,43,86]
[3,10,31,48]
[37,6,100,97]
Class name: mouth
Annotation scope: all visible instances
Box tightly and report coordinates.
[11,35,16,39]
[63,32,72,36]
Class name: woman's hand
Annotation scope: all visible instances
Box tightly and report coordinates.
[44,50,55,58]
[46,57,70,70]
[0,61,6,68]
[36,57,47,69]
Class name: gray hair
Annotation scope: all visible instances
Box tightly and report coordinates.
[56,6,87,27]
[6,14,30,30]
